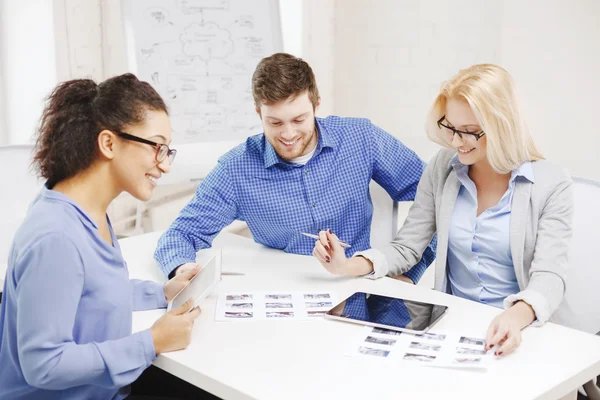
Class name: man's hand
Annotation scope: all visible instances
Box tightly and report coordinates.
[164,264,202,302]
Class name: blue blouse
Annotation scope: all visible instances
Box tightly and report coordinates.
[447,156,534,308]
[0,186,167,399]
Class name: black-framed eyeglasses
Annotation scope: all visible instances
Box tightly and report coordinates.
[437,116,485,141]
[115,131,177,164]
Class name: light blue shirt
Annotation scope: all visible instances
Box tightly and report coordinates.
[447,156,534,308]
[0,186,167,399]
[154,116,437,282]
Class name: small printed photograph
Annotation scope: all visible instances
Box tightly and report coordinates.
[307,311,328,317]
[456,346,486,355]
[265,294,292,300]
[305,301,333,308]
[459,336,485,347]
[372,327,402,336]
[266,311,295,318]
[226,294,253,301]
[365,336,397,346]
[414,332,447,341]
[304,293,331,300]
[402,353,436,363]
[224,312,253,318]
[453,357,482,365]
[265,302,293,309]
[409,342,441,352]
[358,346,390,358]
[227,303,253,309]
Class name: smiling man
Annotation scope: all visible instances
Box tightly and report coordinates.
[154,53,436,282]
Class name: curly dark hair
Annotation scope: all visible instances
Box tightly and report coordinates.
[33,73,168,188]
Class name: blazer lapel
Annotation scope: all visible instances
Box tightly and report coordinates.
[435,170,461,292]
[510,179,532,289]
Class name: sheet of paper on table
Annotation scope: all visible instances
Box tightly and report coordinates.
[215,291,336,321]
[347,325,496,370]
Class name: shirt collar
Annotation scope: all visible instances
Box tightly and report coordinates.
[448,154,535,183]
[263,117,336,169]
[40,183,100,229]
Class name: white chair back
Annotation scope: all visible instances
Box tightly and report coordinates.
[551,177,600,334]
[369,181,398,250]
[0,145,44,264]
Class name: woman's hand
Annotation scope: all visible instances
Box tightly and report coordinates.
[312,230,349,275]
[485,301,536,356]
[312,230,374,276]
[150,298,201,354]
[164,264,201,302]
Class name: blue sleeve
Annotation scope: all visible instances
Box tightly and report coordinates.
[154,162,239,277]
[15,234,155,390]
[369,124,437,283]
[131,279,167,311]
[403,234,438,283]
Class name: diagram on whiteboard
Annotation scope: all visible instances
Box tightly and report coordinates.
[125,0,282,143]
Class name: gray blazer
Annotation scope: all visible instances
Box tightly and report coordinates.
[377,148,573,325]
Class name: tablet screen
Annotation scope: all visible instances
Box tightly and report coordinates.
[168,252,221,311]
[326,292,447,332]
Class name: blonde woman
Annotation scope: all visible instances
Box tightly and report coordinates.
[313,64,573,357]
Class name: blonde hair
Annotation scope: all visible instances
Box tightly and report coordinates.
[426,64,543,174]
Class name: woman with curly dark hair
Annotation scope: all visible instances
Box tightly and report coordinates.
[0,73,201,400]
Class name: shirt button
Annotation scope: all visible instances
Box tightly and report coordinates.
[304,170,308,174]
[312,203,316,207]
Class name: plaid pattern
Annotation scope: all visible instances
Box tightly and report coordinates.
[343,293,412,327]
[155,116,436,280]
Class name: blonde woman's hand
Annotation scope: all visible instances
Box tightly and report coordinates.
[485,301,535,356]
[312,229,349,275]
[312,230,374,276]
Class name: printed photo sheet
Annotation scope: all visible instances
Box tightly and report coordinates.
[348,326,495,369]
[216,291,336,321]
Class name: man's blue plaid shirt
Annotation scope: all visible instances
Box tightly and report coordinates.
[155,116,437,280]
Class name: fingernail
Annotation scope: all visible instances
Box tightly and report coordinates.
[327,229,332,234]
[498,351,503,356]
[326,256,331,262]
[325,245,330,251]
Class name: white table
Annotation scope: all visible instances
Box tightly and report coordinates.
[121,231,600,400]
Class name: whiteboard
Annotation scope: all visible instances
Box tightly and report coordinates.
[121,0,283,185]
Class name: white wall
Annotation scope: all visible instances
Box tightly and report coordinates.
[0,0,57,145]
[501,0,600,180]
[310,0,600,180]
[302,0,336,117]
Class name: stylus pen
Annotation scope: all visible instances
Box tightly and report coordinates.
[301,232,352,248]
[221,272,245,276]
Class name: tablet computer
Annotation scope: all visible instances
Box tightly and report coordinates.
[324,292,448,334]
[167,250,222,312]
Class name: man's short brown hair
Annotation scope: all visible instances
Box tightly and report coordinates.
[252,53,320,109]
